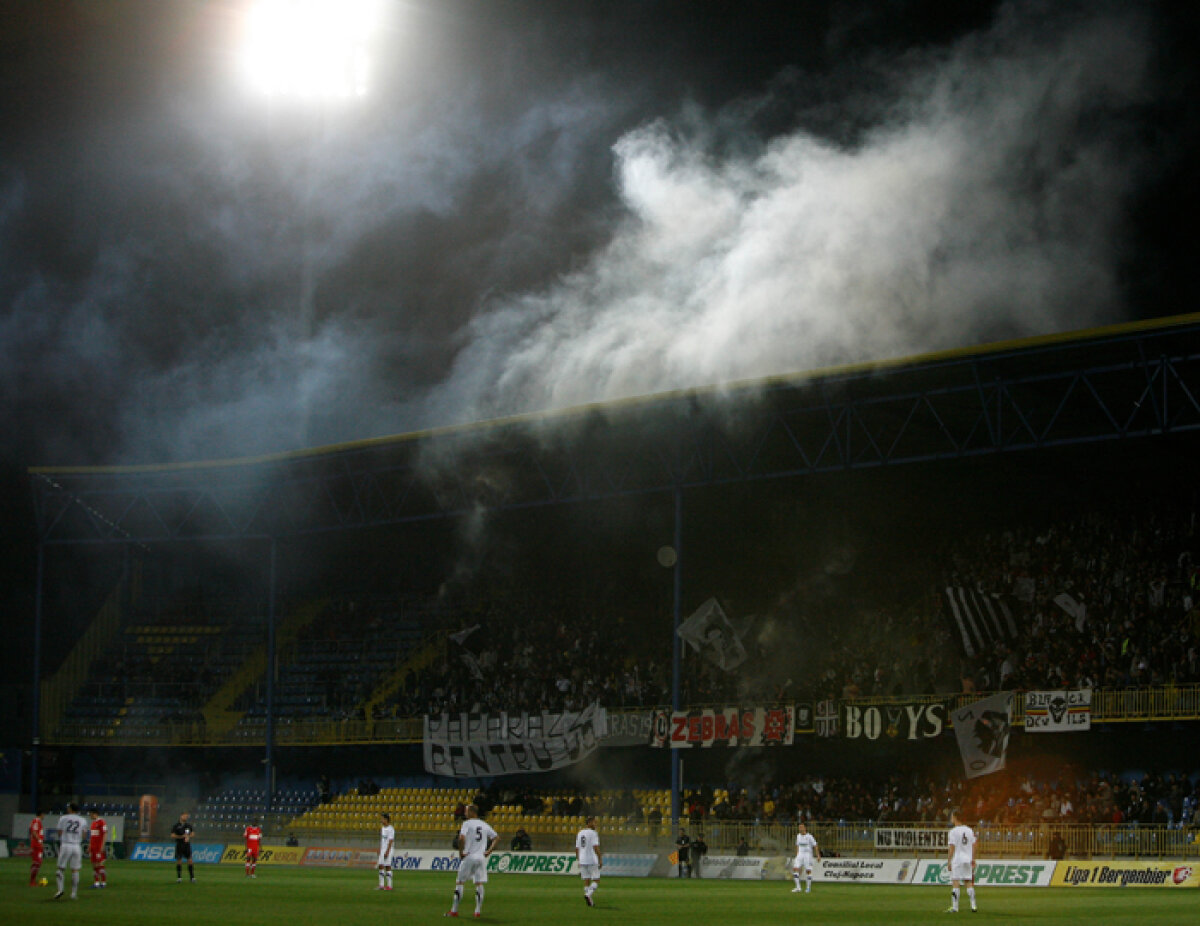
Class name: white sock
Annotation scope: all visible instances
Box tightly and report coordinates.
[71,870,80,897]
[379,870,385,887]
[807,873,813,889]
[967,887,976,908]
[452,884,463,912]
[56,868,64,892]
[951,887,959,911]
[385,869,392,888]
[475,884,485,914]
[793,872,802,888]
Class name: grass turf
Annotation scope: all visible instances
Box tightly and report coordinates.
[2,860,1198,925]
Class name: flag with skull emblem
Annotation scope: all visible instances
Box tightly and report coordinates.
[952,692,1013,778]
[1025,689,1092,732]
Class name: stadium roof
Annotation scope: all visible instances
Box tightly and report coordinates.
[29,311,1200,545]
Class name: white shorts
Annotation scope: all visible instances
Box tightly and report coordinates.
[457,855,488,883]
[579,864,601,881]
[58,844,83,871]
[951,861,974,882]
[793,854,814,872]
[378,850,392,868]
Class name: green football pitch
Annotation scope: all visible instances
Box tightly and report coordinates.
[1,861,1196,925]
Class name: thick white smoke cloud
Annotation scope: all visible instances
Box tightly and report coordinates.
[0,1,1162,467]
[431,4,1150,426]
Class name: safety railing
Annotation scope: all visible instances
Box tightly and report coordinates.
[242,820,1199,860]
[46,684,1200,746]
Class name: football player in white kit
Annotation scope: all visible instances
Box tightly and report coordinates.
[54,802,88,900]
[446,804,498,918]
[377,812,395,891]
[575,815,603,907]
[791,821,820,893]
[946,810,977,913]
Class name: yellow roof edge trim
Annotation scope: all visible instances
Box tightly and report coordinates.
[29,311,1200,476]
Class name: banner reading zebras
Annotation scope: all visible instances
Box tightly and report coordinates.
[649,706,795,747]
[1025,689,1092,732]
[945,587,1018,656]
[423,703,607,777]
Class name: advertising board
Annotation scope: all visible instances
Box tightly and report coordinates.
[819,858,917,883]
[130,842,225,864]
[700,855,764,879]
[220,845,306,865]
[302,846,380,868]
[914,860,1055,887]
[1051,862,1199,888]
[295,848,656,876]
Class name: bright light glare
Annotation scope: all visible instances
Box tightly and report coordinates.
[238,0,382,101]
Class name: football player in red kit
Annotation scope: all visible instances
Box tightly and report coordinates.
[89,810,108,888]
[29,811,45,886]
[244,819,263,878]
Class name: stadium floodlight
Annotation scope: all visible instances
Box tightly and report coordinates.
[236,0,383,101]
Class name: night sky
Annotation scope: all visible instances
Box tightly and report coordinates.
[1,1,1198,700]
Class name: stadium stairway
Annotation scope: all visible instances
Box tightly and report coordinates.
[40,560,139,739]
[200,598,329,739]
[359,630,446,720]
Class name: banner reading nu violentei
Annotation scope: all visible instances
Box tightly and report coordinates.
[423,703,607,777]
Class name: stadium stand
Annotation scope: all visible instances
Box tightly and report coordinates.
[230,596,433,738]
[43,489,1199,750]
[55,613,265,742]
[193,785,322,835]
[285,785,669,846]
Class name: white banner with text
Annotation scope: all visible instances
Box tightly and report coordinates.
[423,704,607,778]
[1025,689,1092,732]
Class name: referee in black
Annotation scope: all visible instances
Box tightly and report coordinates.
[171,812,196,883]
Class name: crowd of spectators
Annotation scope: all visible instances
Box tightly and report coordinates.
[301,767,1199,833]
[466,784,645,822]
[947,504,1198,694]
[675,767,1200,830]
[382,584,673,718]
[393,500,1196,717]
[63,493,1200,730]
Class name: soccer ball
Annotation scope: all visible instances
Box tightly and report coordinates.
[39,878,48,886]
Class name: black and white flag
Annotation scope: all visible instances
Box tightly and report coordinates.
[677,598,747,671]
[1025,689,1092,732]
[449,624,481,646]
[450,625,485,680]
[815,699,839,738]
[952,692,1013,779]
[945,587,1018,656]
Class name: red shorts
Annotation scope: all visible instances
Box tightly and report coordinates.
[246,849,260,860]
[31,848,44,864]
[90,850,107,865]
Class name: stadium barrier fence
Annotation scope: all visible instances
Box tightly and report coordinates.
[239,822,1198,860]
[45,683,1200,746]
